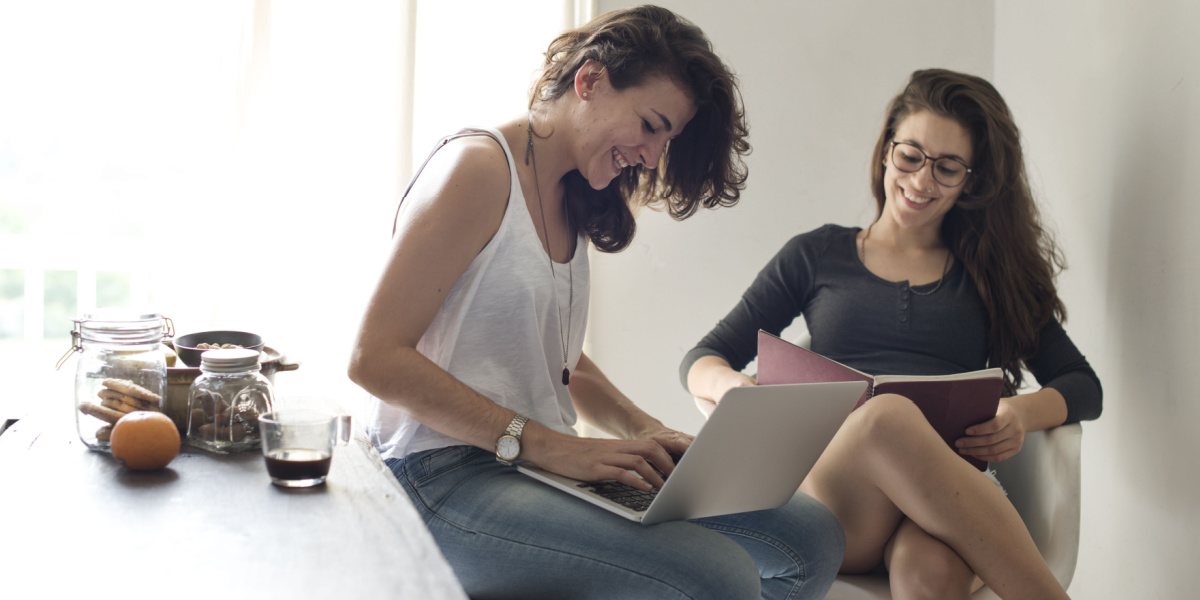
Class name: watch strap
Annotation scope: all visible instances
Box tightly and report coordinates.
[504,413,529,439]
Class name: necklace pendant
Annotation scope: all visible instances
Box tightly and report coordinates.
[562,367,570,386]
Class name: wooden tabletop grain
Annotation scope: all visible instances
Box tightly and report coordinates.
[0,397,467,599]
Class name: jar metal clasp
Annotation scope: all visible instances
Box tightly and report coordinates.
[54,319,86,371]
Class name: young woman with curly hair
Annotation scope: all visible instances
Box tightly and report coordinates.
[351,7,845,599]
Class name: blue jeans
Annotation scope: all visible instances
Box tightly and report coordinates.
[387,446,845,600]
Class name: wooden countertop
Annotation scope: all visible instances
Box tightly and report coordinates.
[0,398,467,599]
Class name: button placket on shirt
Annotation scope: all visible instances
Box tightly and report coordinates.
[898,285,911,331]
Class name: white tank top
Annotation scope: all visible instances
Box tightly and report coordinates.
[367,127,589,461]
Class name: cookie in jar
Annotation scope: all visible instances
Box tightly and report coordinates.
[64,310,171,452]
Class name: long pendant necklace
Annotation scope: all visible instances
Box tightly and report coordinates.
[525,113,574,386]
[860,222,951,296]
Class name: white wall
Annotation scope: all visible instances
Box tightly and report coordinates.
[995,1,1200,597]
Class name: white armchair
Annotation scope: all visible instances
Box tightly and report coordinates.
[692,395,1082,599]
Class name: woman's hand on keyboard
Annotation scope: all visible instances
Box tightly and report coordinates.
[633,427,693,477]
[523,427,679,491]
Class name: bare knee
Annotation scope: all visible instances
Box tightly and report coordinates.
[889,554,974,600]
[846,393,929,455]
[886,520,975,600]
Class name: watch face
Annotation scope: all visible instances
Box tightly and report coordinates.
[497,435,520,461]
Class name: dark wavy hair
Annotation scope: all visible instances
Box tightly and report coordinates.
[532,5,749,252]
[869,69,1067,394]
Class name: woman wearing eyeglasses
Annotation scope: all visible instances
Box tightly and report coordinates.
[682,69,1101,598]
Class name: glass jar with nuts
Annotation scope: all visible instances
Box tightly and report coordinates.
[185,348,275,453]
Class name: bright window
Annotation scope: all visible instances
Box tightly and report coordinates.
[0,0,581,421]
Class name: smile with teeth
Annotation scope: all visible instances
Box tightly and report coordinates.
[903,188,934,205]
[612,147,631,170]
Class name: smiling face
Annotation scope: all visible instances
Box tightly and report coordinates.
[881,110,974,234]
[574,71,698,190]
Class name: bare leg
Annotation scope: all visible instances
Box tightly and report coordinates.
[884,518,978,599]
[798,394,1068,600]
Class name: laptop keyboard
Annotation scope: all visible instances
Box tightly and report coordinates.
[576,481,658,512]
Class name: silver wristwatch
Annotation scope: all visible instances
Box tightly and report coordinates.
[495,413,529,465]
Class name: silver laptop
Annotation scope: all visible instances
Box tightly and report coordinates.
[517,380,866,525]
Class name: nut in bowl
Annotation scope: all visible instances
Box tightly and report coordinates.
[172,331,264,368]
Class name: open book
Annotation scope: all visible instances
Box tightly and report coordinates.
[755,330,1003,470]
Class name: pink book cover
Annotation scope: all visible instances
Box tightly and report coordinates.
[756,331,1002,471]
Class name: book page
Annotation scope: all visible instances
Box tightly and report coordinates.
[873,367,1003,385]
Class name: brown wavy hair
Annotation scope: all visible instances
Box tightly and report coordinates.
[869,69,1066,394]
[532,5,749,252]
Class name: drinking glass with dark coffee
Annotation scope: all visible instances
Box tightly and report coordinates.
[259,410,351,487]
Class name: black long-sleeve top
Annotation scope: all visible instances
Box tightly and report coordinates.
[680,224,1102,424]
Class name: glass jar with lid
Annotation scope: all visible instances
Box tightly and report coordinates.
[64,310,172,452]
[186,348,275,453]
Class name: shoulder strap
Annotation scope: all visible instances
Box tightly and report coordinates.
[392,129,506,236]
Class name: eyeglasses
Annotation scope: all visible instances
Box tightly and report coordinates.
[889,141,972,188]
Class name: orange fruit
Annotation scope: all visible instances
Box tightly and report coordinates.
[111,411,181,470]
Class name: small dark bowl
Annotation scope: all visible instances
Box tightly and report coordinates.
[173,330,265,367]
